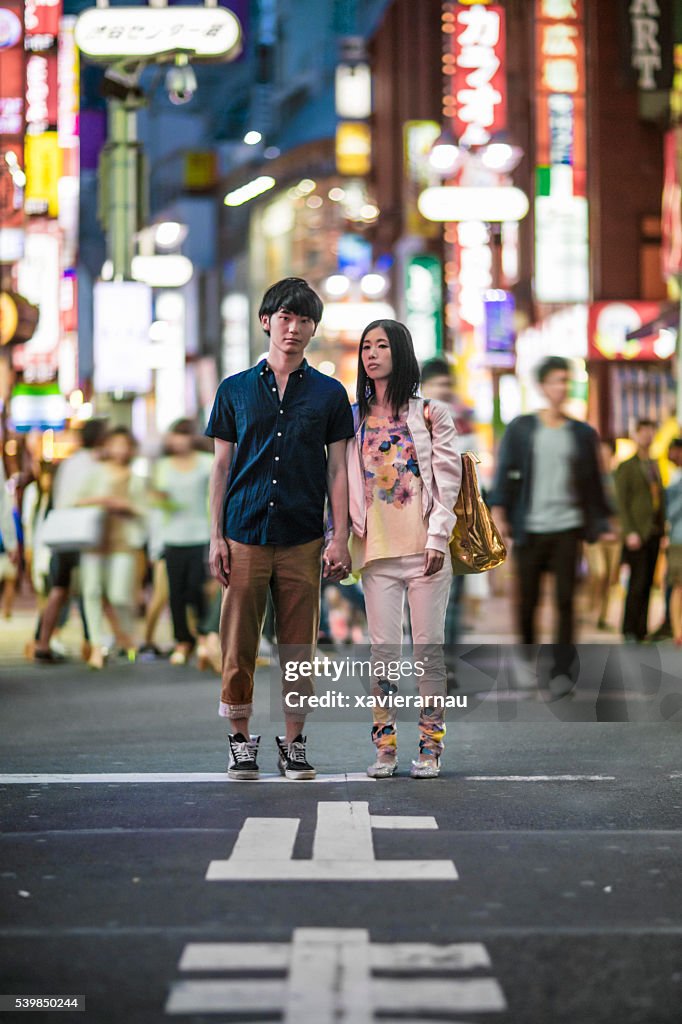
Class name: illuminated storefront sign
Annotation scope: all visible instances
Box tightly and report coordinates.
[444,3,506,146]
[484,289,515,367]
[0,0,25,248]
[15,226,60,381]
[403,120,441,238]
[25,130,60,216]
[26,51,58,134]
[94,281,152,394]
[57,17,79,148]
[661,125,682,279]
[627,0,673,92]
[588,301,676,361]
[74,6,242,61]
[10,382,67,431]
[335,121,371,176]
[24,0,61,45]
[405,254,443,362]
[534,0,589,303]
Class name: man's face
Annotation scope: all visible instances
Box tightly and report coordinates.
[261,307,316,360]
[539,369,570,408]
[421,374,453,403]
[635,424,655,450]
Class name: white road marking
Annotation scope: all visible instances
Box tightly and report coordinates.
[206,801,457,882]
[463,775,616,781]
[0,773,374,785]
[167,929,506,1019]
[231,818,299,860]
[0,772,616,785]
[370,815,438,829]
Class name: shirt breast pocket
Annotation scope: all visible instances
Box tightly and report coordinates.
[295,403,325,441]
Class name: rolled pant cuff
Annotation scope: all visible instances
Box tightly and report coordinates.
[219,700,253,719]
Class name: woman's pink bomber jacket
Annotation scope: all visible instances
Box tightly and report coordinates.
[346,397,462,555]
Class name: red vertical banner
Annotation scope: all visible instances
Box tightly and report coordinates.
[0,0,26,244]
[446,4,507,146]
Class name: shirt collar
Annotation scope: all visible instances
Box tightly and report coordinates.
[258,357,309,376]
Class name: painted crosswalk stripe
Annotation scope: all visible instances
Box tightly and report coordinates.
[0,772,374,784]
[206,801,458,882]
[166,929,507,1020]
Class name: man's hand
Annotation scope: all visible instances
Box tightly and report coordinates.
[323,536,351,581]
[209,536,230,586]
[598,531,617,543]
[423,547,445,577]
[8,548,19,567]
[625,531,642,552]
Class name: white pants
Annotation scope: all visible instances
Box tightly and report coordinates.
[362,552,453,702]
[80,551,137,647]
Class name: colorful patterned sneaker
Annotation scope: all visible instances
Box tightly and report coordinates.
[410,756,441,779]
[275,734,316,780]
[367,755,398,779]
[227,733,260,781]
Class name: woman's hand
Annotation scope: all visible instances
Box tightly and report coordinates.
[423,547,445,576]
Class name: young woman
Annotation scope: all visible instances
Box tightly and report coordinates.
[347,320,461,778]
[77,427,148,669]
[150,419,213,665]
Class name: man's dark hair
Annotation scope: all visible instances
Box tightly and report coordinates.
[635,418,657,431]
[536,355,570,383]
[357,319,420,420]
[258,278,323,334]
[669,437,682,450]
[600,437,617,454]
[81,418,108,450]
[421,357,452,385]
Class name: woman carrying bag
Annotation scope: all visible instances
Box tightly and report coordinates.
[347,320,461,779]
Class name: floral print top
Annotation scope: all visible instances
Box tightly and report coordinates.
[350,413,427,572]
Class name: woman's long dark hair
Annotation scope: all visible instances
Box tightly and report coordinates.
[357,319,421,420]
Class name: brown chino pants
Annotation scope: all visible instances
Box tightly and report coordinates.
[218,537,323,721]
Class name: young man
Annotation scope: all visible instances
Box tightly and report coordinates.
[490,356,612,698]
[206,278,354,781]
[614,419,666,643]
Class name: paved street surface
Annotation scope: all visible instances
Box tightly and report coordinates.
[1,650,682,1024]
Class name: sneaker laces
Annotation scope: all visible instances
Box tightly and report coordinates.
[231,737,255,764]
[288,738,310,766]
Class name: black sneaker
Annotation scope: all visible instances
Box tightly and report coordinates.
[275,734,316,780]
[227,733,260,781]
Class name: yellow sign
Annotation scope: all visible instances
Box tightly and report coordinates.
[184,151,218,190]
[336,122,371,176]
[25,132,61,217]
[0,293,19,346]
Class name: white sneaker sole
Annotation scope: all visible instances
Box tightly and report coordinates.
[367,761,398,778]
[282,767,316,780]
[227,768,260,781]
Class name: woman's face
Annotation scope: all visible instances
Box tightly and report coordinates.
[361,327,393,384]
[106,434,134,465]
[167,431,193,456]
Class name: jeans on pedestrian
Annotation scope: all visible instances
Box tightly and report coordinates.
[514,528,581,678]
[361,553,452,758]
[164,544,208,644]
[622,534,661,640]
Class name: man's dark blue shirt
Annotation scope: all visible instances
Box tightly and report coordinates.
[205,358,354,546]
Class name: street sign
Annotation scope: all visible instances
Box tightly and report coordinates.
[74,6,241,62]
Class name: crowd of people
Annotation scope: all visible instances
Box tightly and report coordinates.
[2,276,682,778]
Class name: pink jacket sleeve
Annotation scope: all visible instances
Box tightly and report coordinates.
[426,400,462,553]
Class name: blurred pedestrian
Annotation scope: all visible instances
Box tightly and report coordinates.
[33,419,109,663]
[0,458,19,619]
[650,438,682,640]
[490,356,612,698]
[151,418,213,664]
[614,419,665,644]
[585,438,621,631]
[76,427,149,669]
[347,320,461,779]
[206,277,354,780]
[22,462,55,605]
[665,445,682,646]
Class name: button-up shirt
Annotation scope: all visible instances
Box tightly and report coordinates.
[205,358,354,546]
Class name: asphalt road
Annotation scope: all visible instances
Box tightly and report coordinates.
[1,656,681,1024]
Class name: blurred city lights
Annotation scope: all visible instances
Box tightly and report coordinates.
[328,187,346,202]
[360,273,388,298]
[131,255,194,288]
[149,320,170,342]
[360,203,379,221]
[480,142,523,173]
[243,130,262,145]
[297,179,317,195]
[418,186,529,222]
[224,175,276,206]
[318,360,336,375]
[324,274,351,298]
[153,221,188,250]
[429,142,461,174]
[306,195,323,209]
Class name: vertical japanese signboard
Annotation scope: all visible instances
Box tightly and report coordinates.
[444,3,506,146]
[0,0,26,258]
